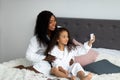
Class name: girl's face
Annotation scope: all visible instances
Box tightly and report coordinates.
[57,31,69,46]
[48,15,56,31]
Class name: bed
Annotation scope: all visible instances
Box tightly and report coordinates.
[0,17,120,80]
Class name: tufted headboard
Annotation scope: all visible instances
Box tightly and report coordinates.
[57,17,120,50]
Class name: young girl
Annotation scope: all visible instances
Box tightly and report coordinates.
[45,28,95,80]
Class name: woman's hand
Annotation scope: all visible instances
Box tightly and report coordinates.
[69,59,74,66]
[44,54,55,62]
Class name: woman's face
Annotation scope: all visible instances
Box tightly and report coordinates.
[48,15,56,31]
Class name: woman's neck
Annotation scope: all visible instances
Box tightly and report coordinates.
[47,31,51,38]
[58,44,65,51]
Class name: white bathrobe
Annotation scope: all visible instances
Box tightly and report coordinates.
[49,42,91,76]
[26,36,51,75]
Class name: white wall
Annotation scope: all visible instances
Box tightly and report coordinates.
[0,0,2,62]
[1,0,120,63]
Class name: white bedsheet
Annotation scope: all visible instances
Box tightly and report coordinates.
[0,48,120,80]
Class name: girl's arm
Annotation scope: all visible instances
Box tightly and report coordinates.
[74,35,95,56]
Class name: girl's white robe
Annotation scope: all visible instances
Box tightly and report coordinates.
[49,42,91,76]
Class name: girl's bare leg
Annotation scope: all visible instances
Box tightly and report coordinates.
[77,71,92,80]
[51,67,71,79]
[70,76,76,80]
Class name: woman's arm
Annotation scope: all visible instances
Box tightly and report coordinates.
[44,54,55,62]
[26,36,46,63]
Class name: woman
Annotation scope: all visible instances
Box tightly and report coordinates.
[26,10,58,75]
[15,10,57,75]
[45,28,95,80]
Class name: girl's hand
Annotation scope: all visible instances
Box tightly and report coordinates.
[88,34,95,46]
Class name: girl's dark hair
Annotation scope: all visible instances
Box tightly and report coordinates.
[45,27,76,56]
[34,10,57,46]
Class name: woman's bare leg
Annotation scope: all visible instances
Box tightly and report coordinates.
[14,65,39,73]
[77,71,92,80]
[14,65,26,69]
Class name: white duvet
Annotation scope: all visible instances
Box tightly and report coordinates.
[0,48,120,80]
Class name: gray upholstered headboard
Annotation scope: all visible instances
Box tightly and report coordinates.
[57,17,120,50]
